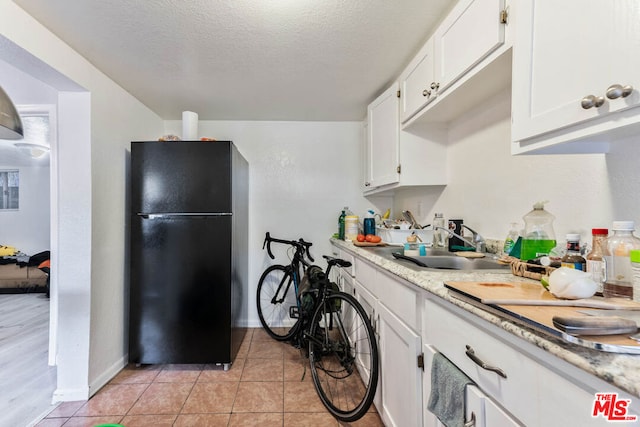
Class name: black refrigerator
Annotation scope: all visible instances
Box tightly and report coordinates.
[129,140,248,367]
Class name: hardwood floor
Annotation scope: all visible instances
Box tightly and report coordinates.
[0,293,57,427]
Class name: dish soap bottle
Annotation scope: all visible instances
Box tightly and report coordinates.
[520,201,556,260]
[503,223,520,256]
[364,210,376,236]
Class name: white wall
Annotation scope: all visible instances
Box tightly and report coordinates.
[163,120,386,325]
[1,2,164,401]
[394,89,623,245]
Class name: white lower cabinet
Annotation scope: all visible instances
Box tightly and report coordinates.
[377,302,423,427]
[335,244,640,427]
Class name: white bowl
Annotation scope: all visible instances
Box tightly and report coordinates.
[376,228,433,245]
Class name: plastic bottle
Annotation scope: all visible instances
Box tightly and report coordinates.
[364,210,376,236]
[520,201,556,260]
[630,249,640,302]
[586,228,608,294]
[603,221,640,299]
[432,213,446,248]
[561,234,586,271]
[503,223,520,256]
[338,209,346,240]
[344,215,359,241]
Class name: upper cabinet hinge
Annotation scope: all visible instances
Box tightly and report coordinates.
[417,353,424,370]
[397,165,401,174]
[500,8,508,24]
[397,90,401,98]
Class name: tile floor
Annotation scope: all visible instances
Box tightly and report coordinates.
[36,328,384,427]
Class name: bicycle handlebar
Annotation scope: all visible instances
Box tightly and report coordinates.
[262,232,314,262]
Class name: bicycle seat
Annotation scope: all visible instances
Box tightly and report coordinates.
[323,255,352,268]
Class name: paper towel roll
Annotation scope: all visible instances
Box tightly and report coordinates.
[182,111,198,141]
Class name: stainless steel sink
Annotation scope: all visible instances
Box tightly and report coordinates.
[362,246,509,271]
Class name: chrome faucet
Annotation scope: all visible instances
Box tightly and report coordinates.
[433,226,486,253]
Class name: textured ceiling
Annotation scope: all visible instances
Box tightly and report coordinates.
[12,0,451,121]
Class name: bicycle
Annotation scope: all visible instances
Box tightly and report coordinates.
[256,232,379,422]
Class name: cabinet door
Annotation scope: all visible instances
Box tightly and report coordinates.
[378,302,422,427]
[354,279,382,410]
[433,0,506,93]
[512,0,640,145]
[367,82,400,189]
[400,38,436,123]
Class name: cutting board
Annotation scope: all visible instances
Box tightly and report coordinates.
[445,281,640,353]
[352,240,387,247]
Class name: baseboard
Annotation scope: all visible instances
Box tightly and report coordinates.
[88,354,128,397]
[52,387,89,403]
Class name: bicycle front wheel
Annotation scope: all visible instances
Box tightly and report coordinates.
[256,264,300,341]
[308,292,379,422]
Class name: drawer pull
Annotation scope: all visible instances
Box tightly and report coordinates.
[464,411,476,427]
[465,345,507,379]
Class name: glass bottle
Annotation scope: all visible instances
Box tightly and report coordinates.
[603,221,640,299]
[586,228,608,294]
[338,209,346,240]
[521,201,556,260]
[561,234,586,271]
[432,213,445,248]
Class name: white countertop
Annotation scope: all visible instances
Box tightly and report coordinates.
[331,238,640,398]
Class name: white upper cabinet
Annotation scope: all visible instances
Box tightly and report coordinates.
[366,82,400,189]
[433,0,506,94]
[402,0,511,128]
[400,37,436,123]
[512,0,640,154]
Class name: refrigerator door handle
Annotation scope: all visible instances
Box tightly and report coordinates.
[138,212,232,219]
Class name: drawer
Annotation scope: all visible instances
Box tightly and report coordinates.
[377,270,419,332]
[423,297,537,426]
[354,257,379,298]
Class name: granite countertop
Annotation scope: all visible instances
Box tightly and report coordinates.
[331,238,640,398]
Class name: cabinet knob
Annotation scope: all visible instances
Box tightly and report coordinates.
[581,95,605,109]
[606,84,633,100]
[422,89,431,97]
[430,82,440,90]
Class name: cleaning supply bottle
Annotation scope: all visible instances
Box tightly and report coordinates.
[520,201,556,260]
[364,210,376,236]
[338,209,346,240]
[503,222,520,256]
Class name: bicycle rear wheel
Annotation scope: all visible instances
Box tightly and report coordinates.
[256,264,300,341]
[308,291,379,422]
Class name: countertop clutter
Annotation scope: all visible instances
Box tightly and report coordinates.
[330,238,640,399]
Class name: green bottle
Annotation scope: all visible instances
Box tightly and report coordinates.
[338,209,346,240]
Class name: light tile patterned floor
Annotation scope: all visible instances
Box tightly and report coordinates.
[37,328,384,427]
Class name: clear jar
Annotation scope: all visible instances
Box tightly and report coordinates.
[603,221,640,299]
[586,228,608,294]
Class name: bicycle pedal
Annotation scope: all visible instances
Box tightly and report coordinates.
[289,306,300,318]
